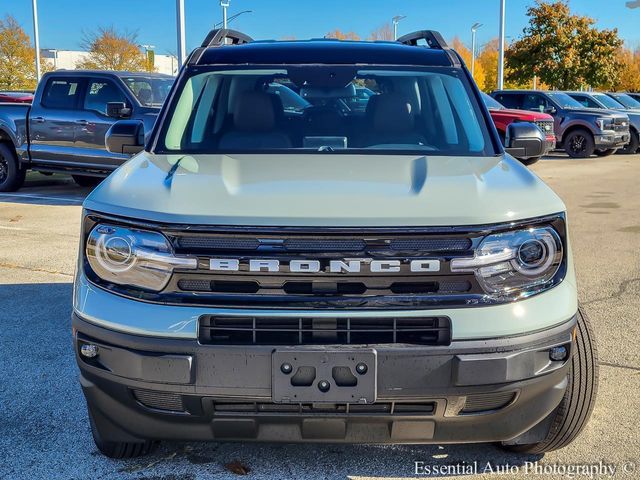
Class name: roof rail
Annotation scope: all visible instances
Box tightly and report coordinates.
[201,28,253,47]
[396,30,448,49]
[396,30,460,67]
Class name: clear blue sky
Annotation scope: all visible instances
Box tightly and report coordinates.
[4,0,640,55]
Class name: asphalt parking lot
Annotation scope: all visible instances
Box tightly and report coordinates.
[1,155,639,480]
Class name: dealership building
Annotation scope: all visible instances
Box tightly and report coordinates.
[40,49,178,75]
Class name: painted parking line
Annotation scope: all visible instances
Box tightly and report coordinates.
[0,193,85,204]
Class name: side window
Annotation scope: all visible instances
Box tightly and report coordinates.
[522,94,548,112]
[41,78,81,109]
[83,79,127,115]
[494,94,522,109]
[582,96,600,109]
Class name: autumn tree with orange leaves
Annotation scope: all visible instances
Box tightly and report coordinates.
[76,27,151,72]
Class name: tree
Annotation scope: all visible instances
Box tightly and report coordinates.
[612,46,640,92]
[450,37,486,90]
[368,23,394,41]
[76,27,149,71]
[0,15,39,90]
[506,1,623,90]
[325,30,360,41]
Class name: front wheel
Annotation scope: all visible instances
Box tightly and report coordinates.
[0,143,26,192]
[595,148,617,157]
[500,307,598,454]
[72,175,102,188]
[618,130,639,155]
[519,157,541,166]
[88,406,159,459]
[564,130,595,158]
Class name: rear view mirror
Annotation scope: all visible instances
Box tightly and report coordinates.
[504,122,546,160]
[107,102,132,119]
[106,120,145,155]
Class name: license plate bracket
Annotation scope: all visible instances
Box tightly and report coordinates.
[272,349,377,404]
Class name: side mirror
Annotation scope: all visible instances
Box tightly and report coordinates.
[544,106,557,115]
[106,120,144,155]
[106,102,132,119]
[504,122,546,160]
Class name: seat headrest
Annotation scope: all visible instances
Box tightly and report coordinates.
[233,91,277,132]
[370,93,414,133]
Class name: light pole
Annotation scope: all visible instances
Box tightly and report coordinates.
[31,0,41,84]
[221,1,231,29]
[392,15,406,40]
[497,0,506,90]
[471,23,483,77]
[176,0,186,66]
[213,10,252,29]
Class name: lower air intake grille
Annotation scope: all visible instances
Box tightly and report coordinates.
[461,392,516,414]
[198,316,451,346]
[210,400,436,416]
[133,389,185,412]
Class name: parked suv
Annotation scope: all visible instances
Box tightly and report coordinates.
[73,29,597,459]
[492,89,630,158]
[482,92,555,165]
[566,91,640,154]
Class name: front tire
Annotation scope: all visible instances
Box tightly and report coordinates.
[519,157,541,166]
[618,130,639,155]
[501,307,598,454]
[0,142,26,192]
[88,406,159,459]
[72,175,102,188]
[564,130,595,158]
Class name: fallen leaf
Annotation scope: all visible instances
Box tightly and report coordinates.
[224,459,251,475]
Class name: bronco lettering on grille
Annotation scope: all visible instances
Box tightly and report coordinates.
[208,258,441,274]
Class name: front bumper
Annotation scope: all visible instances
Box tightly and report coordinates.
[74,313,575,444]
[594,131,630,148]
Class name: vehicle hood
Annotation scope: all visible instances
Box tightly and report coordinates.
[567,107,628,120]
[84,152,566,227]
[489,108,552,121]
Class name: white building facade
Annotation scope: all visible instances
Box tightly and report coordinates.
[40,49,178,75]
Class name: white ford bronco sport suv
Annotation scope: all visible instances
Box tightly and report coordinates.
[73,29,598,459]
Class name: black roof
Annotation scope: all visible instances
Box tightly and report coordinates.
[194,39,454,68]
[51,70,174,78]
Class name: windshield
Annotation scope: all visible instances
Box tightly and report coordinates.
[592,93,624,109]
[158,66,493,156]
[611,93,640,109]
[546,92,584,109]
[122,76,174,107]
[481,92,504,110]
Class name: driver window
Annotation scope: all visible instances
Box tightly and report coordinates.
[84,79,127,115]
[522,94,547,112]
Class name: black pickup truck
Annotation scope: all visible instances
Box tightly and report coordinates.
[0,70,173,191]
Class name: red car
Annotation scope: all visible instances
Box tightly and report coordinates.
[0,91,34,104]
[482,92,555,165]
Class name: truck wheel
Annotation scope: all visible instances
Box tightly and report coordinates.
[72,175,102,188]
[0,143,26,192]
[88,406,159,459]
[501,306,598,454]
[595,148,617,157]
[619,130,639,155]
[564,130,595,158]
[519,157,541,166]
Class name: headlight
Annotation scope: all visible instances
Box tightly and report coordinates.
[595,117,613,130]
[451,226,563,297]
[85,224,197,291]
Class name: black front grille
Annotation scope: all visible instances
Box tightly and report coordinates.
[198,315,451,346]
[461,392,516,414]
[210,400,436,416]
[133,389,185,412]
[534,120,554,135]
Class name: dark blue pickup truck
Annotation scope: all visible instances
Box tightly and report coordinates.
[0,70,173,191]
